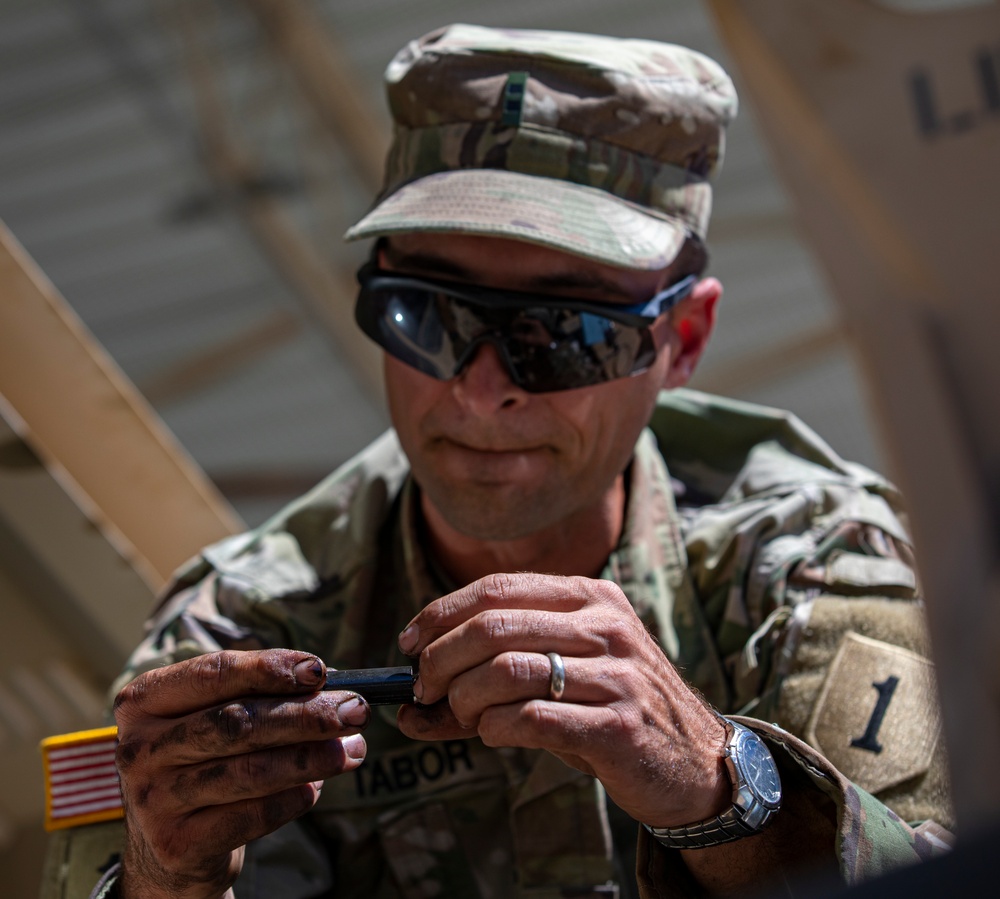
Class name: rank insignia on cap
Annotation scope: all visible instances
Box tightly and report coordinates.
[806,632,941,794]
[40,726,123,831]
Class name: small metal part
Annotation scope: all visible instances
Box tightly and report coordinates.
[323,665,415,705]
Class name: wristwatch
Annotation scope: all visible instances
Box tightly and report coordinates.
[643,718,782,850]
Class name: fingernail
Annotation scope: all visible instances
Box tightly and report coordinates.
[337,696,370,727]
[342,733,367,760]
[412,676,424,702]
[312,780,325,793]
[398,623,419,653]
[294,657,324,686]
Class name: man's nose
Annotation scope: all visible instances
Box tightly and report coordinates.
[451,340,527,415]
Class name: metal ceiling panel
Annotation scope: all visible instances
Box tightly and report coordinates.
[0,0,886,537]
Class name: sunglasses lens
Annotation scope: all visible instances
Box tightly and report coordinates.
[503,310,656,391]
[356,284,461,380]
[356,277,657,392]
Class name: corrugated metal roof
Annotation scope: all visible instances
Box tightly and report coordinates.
[0,0,886,531]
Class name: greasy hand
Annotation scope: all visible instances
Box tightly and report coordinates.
[112,649,369,899]
[396,573,729,828]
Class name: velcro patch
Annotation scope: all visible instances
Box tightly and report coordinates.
[40,726,123,831]
[806,632,940,794]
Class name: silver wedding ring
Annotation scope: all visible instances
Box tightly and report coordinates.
[546,652,566,701]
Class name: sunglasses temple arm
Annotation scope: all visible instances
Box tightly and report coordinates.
[635,274,698,318]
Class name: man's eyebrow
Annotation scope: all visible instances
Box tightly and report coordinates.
[382,245,639,302]
[529,271,637,303]
[380,245,471,280]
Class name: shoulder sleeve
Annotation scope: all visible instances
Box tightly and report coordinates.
[40,821,124,899]
[714,481,953,830]
[673,409,953,831]
[110,429,410,693]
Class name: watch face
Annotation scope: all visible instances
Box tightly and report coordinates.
[741,733,782,808]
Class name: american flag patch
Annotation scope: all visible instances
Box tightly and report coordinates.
[40,726,123,831]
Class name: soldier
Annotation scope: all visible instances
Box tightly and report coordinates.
[46,24,952,899]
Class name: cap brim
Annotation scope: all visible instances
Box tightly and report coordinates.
[344,170,688,270]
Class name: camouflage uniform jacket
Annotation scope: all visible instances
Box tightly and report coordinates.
[52,389,952,898]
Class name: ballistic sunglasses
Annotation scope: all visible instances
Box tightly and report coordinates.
[354,263,697,394]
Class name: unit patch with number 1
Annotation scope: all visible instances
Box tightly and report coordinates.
[806,631,941,794]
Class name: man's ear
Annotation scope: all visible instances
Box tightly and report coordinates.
[663,277,722,389]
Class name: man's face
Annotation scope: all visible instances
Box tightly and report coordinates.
[379,233,713,542]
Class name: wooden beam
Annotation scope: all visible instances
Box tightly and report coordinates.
[0,222,243,588]
[172,0,385,404]
[241,0,388,190]
[140,309,300,405]
[209,468,333,500]
[0,408,151,681]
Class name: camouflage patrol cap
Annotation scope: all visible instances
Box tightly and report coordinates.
[345,23,738,269]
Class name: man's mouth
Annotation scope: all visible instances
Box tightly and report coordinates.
[437,436,548,455]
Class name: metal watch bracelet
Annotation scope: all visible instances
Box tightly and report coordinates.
[643,718,782,850]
